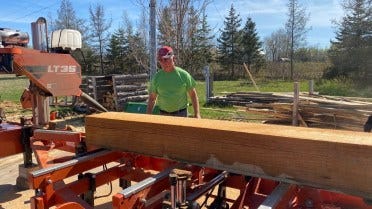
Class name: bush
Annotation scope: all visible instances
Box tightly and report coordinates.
[316,78,357,96]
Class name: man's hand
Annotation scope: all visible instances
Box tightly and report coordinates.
[147,93,157,114]
[188,88,201,119]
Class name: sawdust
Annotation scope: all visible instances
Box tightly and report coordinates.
[0,100,86,132]
[0,101,31,123]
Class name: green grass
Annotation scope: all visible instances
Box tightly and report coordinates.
[0,74,312,121]
[4,74,367,121]
[195,80,309,104]
[0,75,29,102]
[316,78,372,97]
[192,79,310,120]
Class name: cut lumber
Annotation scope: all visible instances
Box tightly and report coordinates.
[85,112,372,199]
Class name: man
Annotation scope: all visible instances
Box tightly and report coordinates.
[147,46,201,118]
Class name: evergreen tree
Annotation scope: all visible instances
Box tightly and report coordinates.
[327,0,372,84]
[122,13,148,74]
[106,12,148,75]
[106,28,127,73]
[217,4,242,79]
[239,17,264,73]
[127,31,148,74]
[184,8,214,76]
[193,12,215,72]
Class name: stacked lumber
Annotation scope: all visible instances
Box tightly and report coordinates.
[209,92,293,106]
[81,74,149,111]
[209,92,372,131]
[85,112,372,199]
[102,92,116,110]
[112,73,148,111]
[81,75,113,104]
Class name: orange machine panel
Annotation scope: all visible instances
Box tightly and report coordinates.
[0,123,23,158]
[1,46,82,97]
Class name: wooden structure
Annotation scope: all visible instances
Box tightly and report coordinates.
[81,74,148,111]
[85,112,372,199]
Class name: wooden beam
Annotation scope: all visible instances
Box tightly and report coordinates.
[85,112,372,198]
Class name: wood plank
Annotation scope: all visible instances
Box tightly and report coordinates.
[85,112,372,199]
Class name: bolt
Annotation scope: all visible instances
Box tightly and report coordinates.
[305,199,314,208]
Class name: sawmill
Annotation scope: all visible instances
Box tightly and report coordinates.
[0,17,372,209]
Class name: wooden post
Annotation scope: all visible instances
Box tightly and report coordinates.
[292,82,299,126]
[112,75,119,111]
[309,80,314,95]
[92,76,97,101]
[203,66,213,102]
[243,63,260,92]
[149,0,157,80]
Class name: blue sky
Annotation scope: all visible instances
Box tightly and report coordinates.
[0,0,344,48]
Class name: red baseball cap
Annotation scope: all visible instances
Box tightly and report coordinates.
[157,46,174,59]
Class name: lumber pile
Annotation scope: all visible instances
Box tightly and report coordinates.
[208,92,372,131]
[81,74,148,111]
[112,74,149,111]
[85,112,372,199]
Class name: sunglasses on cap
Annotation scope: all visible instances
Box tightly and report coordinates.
[159,55,173,62]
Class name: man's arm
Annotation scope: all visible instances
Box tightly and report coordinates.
[188,88,201,118]
[147,92,157,114]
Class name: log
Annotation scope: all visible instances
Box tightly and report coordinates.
[117,90,148,97]
[117,95,148,103]
[115,84,147,92]
[85,112,372,199]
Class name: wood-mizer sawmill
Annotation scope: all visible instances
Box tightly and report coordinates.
[0,18,371,209]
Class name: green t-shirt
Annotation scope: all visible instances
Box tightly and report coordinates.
[149,67,196,112]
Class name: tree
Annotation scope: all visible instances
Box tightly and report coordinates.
[157,0,212,69]
[180,10,215,76]
[264,28,289,62]
[53,0,86,32]
[50,0,93,74]
[158,6,176,47]
[285,0,310,80]
[217,4,242,79]
[294,47,327,62]
[327,0,372,84]
[106,28,127,73]
[120,12,149,74]
[157,0,192,64]
[239,17,264,73]
[88,3,112,75]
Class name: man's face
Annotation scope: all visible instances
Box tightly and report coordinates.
[158,56,175,71]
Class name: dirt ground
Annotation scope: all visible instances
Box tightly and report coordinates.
[0,102,92,209]
[0,151,133,209]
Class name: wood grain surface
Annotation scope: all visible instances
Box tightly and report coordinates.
[85,112,372,198]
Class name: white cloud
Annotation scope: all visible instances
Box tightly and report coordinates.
[307,1,343,27]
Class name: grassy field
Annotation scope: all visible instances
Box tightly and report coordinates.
[0,74,29,102]
[0,74,311,121]
[193,79,310,120]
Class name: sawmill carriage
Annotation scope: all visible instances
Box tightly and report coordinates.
[0,18,372,209]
